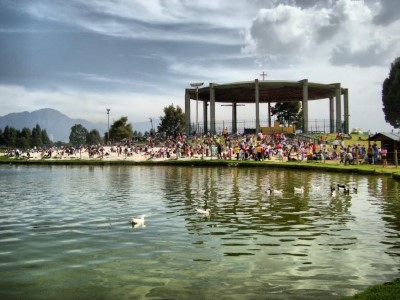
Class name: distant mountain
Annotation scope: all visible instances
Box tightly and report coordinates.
[0,108,158,142]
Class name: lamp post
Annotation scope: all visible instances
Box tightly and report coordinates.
[149,118,153,137]
[106,109,110,142]
[190,82,204,134]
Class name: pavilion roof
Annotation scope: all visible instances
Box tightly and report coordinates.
[186,80,347,104]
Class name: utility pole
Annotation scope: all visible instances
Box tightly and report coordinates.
[106,109,110,141]
[149,118,153,137]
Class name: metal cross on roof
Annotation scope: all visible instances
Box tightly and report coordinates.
[260,71,267,80]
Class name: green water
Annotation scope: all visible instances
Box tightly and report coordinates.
[0,165,399,299]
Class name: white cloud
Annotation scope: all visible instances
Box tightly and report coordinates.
[243,0,400,67]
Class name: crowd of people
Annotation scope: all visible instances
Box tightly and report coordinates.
[142,131,387,166]
[2,131,389,166]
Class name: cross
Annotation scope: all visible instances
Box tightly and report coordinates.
[260,71,267,80]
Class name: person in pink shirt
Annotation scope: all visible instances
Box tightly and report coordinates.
[381,147,388,167]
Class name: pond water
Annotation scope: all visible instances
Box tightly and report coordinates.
[0,165,399,299]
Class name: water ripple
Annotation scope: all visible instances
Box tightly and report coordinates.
[0,165,400,299]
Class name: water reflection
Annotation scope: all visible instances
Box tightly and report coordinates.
[1,165,400,299]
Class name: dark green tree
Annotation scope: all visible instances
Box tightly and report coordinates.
[108,116,133,141]
[382,57,400,128]
[69,124,88,146]
[132,130,139,141]
[3,126,18,147]
[31,124,43,148]
[86,129,102,145]
[17,127,31,149]
[41,129,51,145]
[271,102,302,125]
[157,104,185,137]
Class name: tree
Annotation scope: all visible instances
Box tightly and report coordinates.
[271,102,302,126]
[157,104,185,137]
[69,124,88,146]
[3,126,18,147]
[31,124,43,148]
[382,57,400,128]
[86,129,102,145]
[17,127,31,149]
[109,116,133,141]
[41,129,51,145]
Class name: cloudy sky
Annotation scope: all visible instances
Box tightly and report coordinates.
[0,0,399,132]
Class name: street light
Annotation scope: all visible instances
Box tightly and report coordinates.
[190,82,204,134]
[106,109,110,141]
[149,118,153,137]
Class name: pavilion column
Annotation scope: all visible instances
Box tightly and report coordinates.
[210,83,216,134]
[185,89,191,135]
[255,79,260,133]
[268,102,271,127]
[329,97,335,133]
[302,79,309,133]
[343,89,349,134]
[232,102,237,134]
[335,84,342,132]
[203,101,208,134]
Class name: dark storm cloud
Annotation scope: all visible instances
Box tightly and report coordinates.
[0,0,244,93]
[292,0,331,9]
[330,44,388,67]
[273,0,331,9]
[372,0,400,25]
[315,10,341,43]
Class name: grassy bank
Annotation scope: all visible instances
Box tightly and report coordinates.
[1,155,399,178]
[341,279,400,300]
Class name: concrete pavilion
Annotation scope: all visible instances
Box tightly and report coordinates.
[184,79,349,135]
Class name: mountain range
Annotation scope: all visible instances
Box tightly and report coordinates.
[0,108,157,142]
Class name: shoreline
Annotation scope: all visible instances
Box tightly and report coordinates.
[2,152,399,181]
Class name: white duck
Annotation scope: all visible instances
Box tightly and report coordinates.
[196,208,211,216]
[273,189,283,196]
[294,186,304,194]
[130,215,146,227]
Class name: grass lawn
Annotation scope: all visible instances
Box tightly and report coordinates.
[341,279,400,300]
[311,133,376,148]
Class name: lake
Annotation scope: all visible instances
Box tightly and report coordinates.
[0,165,399,299]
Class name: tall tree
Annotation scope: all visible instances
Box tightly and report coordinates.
[17,127,31,149]
[382,57,400,128]
[31,124,43,147]
[157,104,185,137]
[69,124,88,146]
[3,126,18,147]
[271,102,302,126]
[41,129,51,145]
[86,129,102,145]
[109,116,133,141]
